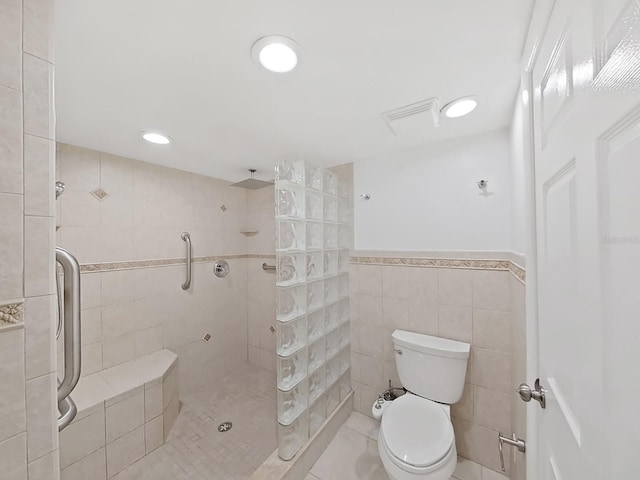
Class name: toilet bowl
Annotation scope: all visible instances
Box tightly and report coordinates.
[377,393,457,480]
[376,331,470,480]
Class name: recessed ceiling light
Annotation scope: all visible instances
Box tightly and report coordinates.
[442,97,478,118]
[251,36,301,73]
[142,132,171,144]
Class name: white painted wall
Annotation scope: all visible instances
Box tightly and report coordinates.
[354,129,512,252]
[509,96,527,256]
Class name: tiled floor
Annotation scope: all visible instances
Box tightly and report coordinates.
[307,412,508,480]
[111,363,277,480]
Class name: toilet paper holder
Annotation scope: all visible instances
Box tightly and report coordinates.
[498,432,525,472]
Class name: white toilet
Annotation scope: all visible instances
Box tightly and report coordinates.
[377,330,470,480]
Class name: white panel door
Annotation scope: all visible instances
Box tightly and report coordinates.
[531,0,640,478]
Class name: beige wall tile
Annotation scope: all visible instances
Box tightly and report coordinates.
[80,342,103,377]
[0,0,22,90]
[351,264,382,297]
[28,450,59,480]
[406,267,438,304]
[144,416,163,454]
[59,191,100,228]
[24,216,54,297]
[135,326,163,357]
[472,309,511,353]
[471,348,512,394]
[144,383,163,422]
[407,300,438,336]
[25,373,57,461]
[438,305,472,343]
[102,334,135,369]
[382,297,409,330]
[357,324,385,358]
[0,328,26,443]
[24,135,54,216]
[59,447,105,480]
[359,355,384,390]
[451,383,474,422]
[23,0,54,62]
[99,153,133,195]
[0,432,27,480]
[105,390,144,444]
[472,270,510,311]
[23,53,53,139]
[24,295,55,380]
[0,86,23,194]
[438,268,472,306]
[80,307,102,346]
[105,426,144,478]
[80,273,101,309]
[59,409,105,469]
[381,266,409,298]
[473,386,511,433]
[101,303,134,339]
[59,145,100,192]
[354,294,382,326]
[452,417,509,475]
[0,193,24,299]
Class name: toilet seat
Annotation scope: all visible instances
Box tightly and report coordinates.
[380,394,454,469]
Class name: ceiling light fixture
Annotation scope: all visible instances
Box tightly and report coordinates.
[441,97,478,118]
[142,132,171,144]
[251,36,301,73]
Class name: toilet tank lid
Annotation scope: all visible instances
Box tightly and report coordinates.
[392,330,470,359]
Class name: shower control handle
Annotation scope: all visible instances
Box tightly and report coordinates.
[516,378,546,409]
[393,348,403,355]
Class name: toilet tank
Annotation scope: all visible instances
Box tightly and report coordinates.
[392,330,470,404]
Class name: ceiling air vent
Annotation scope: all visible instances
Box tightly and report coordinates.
[382,97,441,136]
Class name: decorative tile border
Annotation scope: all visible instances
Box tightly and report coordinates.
[350,255,526,282]
[78,254,276,273]
[0,301,24,326]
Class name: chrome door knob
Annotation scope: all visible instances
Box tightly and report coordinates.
[516,378,546,408]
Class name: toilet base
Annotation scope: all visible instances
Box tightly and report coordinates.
[378,431,457,480]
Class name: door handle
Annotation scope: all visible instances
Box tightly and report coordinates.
[516,378,546,409]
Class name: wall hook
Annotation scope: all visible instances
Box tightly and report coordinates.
[360,193,371,200]
[477,180,488,189]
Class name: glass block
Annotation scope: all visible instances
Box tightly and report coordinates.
[307,308,325,343]
[306,251,323,281]
[338,197,350,224]
[277,347,308,391]
[324,276,338,304]
[308,365,326,403]
[308,337,325,373]
[305,190,323,221]
[326,328,341,358]
[323,170,338,195]
[337,298,350,325]
[278,410,309,461]
[340,347,350,375]
[276,315,307,356]
[323,223,338,249]
[305,163,323,191]
[276,184,305,218]
[339,324,350,349]
[323,250,338,277]
[323,195,338,222]
[277,253,306,286]
[326,352,341,387]
[307,280,324,312]
[338,249,350,273]
[277,219,305,252]
[338,224,351,249]
[338,273,349,298]
[338,176,349,198]
[275,157,305,185]
[309,394,326,436]
[325,302,339,332]
[305,222,323,251]
[277,284,306,322]
[277,379,308,426]
[339,370,351,401]
[326,381,340,414]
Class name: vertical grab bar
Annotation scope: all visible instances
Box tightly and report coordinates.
[181,232,192,290]
[56,247,82,430]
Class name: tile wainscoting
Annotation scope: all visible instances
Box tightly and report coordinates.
[349,252,525,475]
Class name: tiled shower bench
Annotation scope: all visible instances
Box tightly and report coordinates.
[59,349,179,480]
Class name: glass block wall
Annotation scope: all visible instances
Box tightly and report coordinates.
[275,158,352,461]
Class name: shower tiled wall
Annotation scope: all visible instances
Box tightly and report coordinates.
[275,160,353,460]
[350,254,525,475]
[56,144,256,395]
[0,0,59,478]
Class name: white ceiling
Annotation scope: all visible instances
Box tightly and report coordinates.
[55,0,534,183]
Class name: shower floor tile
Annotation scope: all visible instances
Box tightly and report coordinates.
[111,363,277,480]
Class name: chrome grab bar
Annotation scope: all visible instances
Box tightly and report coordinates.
[58,391,77,431]
[262,263,276,271]
[56,247,82,430]
[181,232,192,290]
